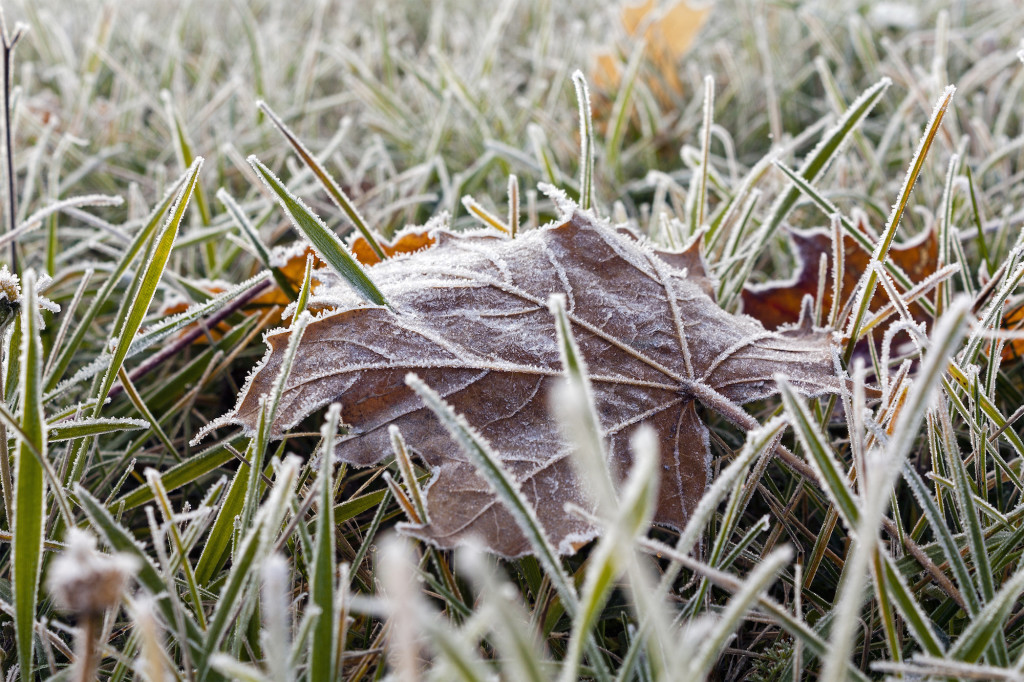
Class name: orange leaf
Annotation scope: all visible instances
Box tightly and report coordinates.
[350,228,436,266]
[593,0,711,100]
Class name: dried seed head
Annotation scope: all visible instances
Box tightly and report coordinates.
[0,264,21,302]
[47,529,138,616]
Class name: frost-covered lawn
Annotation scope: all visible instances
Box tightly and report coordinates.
[2,0,1024,679]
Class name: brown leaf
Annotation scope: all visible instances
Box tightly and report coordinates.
[202,211,841,557]
[741,220,938,330]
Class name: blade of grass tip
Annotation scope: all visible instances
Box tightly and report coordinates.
[44,171,186,392]
[292,252,315,319]
[258,101,385,260]
[91,158,202,414]
[11,270,46,682]
[311,404,342,681]
[686,75,714,234]
[216,187,297,300]
[507,174,519,238]
[686,547,794,679]
[461,195,510,233]
[47,416,146,441]
[248,155,389,308]
[390,425,427,521]
[844,86,956,360]
[754,77,890,254]
[571,70,595,212]
[405,373,612,682]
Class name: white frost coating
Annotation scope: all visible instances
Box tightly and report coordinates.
[537,182,577,219]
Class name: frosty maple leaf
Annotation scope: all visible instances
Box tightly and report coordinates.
[201,210,842,557]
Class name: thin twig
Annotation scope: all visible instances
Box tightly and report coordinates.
[107,277,273,400]
[0,12,24,271]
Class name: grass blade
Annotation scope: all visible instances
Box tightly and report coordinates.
[258,101,385,260]
[248,155,389,307]
[310,405,341,680]
[11,271,46,682]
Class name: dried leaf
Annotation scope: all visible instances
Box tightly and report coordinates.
[742,219,938,330]
[202,211,841,557]
[1002,299,1024,362]
[593,0,712,99]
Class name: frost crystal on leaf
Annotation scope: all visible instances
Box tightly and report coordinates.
[206,210,842,557]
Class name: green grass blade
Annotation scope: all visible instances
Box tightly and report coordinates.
[843,86,955,359]
[48,416,148,441]
[756,77,890,251]
[571,71,595,212]
[310,405,341,680]
[92,158,203,414]
[257,101,385,260]
[12,271,47,682]
[44,171,186,392]
[778,379,860,528]
[248,155,389,307]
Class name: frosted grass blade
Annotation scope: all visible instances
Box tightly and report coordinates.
[248,155,389,307]
[310,405,341,680]
[778,379,859,528]
[48,416,148,441]
[844,86,955,359]
[92,158,202,413]
[11,271,46,682]
[258,101,385,260]
[572,70,594,211]
[44,171,186,392]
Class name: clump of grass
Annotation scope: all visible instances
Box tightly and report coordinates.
[1,0,1024,680]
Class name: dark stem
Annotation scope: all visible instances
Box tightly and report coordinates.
[106,278,273,400]
[74,614,100,682]
[0,16,23,273]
